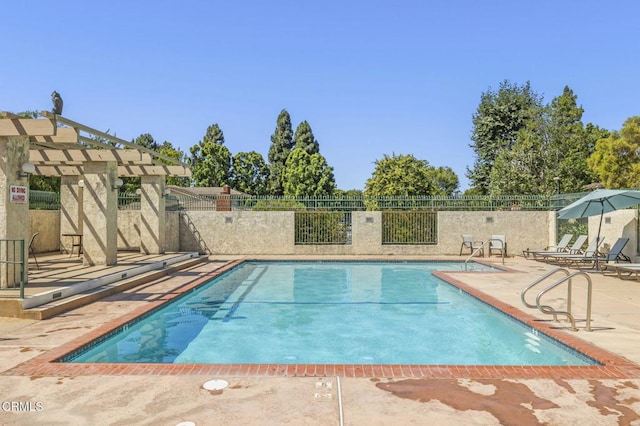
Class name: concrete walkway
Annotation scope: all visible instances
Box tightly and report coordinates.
[0,255,639,425]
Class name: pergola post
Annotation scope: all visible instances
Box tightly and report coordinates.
[0,135,31,288]
[82,161,119,266]
[139,175,166,254]
[60,175,83,253]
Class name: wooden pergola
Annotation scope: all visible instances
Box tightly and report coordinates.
[0,111,191,277]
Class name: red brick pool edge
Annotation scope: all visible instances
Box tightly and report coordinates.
[4,260,640,380]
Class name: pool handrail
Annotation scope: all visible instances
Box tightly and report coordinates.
[464,238,505,270]
[534,270,593,332]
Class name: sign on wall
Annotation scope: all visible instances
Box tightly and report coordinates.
[10,185,27,203]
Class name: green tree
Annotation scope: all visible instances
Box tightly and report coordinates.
[430,166,460,195]
[293,120,319,155]
[365,154,458,196]
[488,117,550,195]
[121,133,162,193]
[158,141,190,187]
[282,148,336,196]
[588,116,640,188]
[549,86,597,193]
[190,123,231,187]
[467,80,543,194]
[267,109,294,195]
[482,85,600,195]
[230,151,269,195]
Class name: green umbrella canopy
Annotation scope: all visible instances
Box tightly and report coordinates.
[558,189,640,219]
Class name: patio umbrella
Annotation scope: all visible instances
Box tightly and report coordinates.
[558,189,640,268]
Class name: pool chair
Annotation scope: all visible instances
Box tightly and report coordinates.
[460,234,484,256]
[602,263,640,280]
[570,237,631,269]
[524,233,573,258]
[541,237,604,266]
[530,234,587,260]
[488,235,507,257]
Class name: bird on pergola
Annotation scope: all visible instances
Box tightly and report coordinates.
[51,91,63,115]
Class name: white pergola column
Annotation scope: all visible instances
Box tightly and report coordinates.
[60,175,83,253]
[0,135,31,288]
[82,161,119,266]
[139,175,166,254]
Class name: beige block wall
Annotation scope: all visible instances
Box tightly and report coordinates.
[117,210,140,251]
[29,210,60,253]
[588,209,638,261]
[25,208,638,259]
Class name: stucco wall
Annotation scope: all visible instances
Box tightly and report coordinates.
[29,210,60,253]
[117,210,140,251]
[588,209,638,261]
[26,208,638,259]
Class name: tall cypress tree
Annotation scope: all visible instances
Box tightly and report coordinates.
[190,123,231,187]
[267,109,294,195]
[293,121,319,155]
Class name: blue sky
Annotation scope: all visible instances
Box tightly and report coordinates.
[2,1,639,191]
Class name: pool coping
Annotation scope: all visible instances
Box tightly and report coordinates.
[5,258,640,379]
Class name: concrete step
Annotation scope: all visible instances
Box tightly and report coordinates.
[18,256,206,320]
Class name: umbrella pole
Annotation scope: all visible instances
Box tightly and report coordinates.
[595,203,604,270]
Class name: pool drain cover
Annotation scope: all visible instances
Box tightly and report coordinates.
[203,379,229,391]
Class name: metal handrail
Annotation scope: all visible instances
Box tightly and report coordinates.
[0,239,26,299]
[521,268,571,314]
[534,271,593,332]
[464,238,506,270]
[464,240,488,270]
[521,267,571,322]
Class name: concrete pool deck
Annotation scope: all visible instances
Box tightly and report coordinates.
[1,255,639,424]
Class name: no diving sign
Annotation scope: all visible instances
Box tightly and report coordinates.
[10,185,27,203]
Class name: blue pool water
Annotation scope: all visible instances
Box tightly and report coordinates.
[63,261,596,366]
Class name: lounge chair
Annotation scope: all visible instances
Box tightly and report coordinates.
[524,234,573,258]
[603,263,640,280]
[541,237,604,266]
[569,237,630,269]
[460,234,484,256]
[530,235,587,260]
[489,235,506,257]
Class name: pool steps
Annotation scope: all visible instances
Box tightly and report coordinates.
[17,253,204,320]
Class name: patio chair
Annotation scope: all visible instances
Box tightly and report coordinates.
[489,235,506,257]
[602,263,640,280]
[542,237,604,265]
[530,235,587,260]
[460,234,484,256]
[570,237,630,269]
[524,233,573,258]
[28,232,39,269]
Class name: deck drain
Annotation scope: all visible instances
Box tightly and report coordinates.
[203,379,229,391]
[314,393,333,401]
[316,381,332,389]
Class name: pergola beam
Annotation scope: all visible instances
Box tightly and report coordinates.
[0,116,55,136]
[118,165,192,177]
[41,111,187,167]
[31,127,79,144]
[29,149,153,165]
[33,164,191,177]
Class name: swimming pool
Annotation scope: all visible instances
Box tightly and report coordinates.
[61,261,596,366]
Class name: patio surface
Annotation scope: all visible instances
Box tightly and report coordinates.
[0,254,639,425]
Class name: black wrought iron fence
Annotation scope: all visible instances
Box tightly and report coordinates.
[382,211,438,245]
[294,211,351,245]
